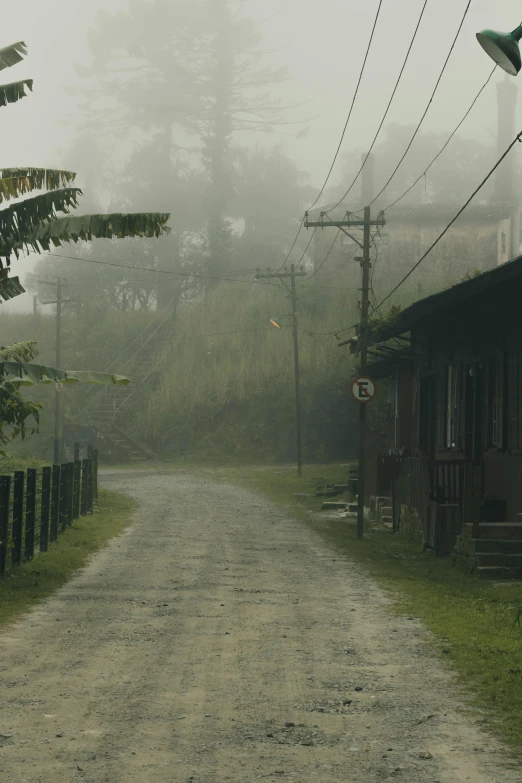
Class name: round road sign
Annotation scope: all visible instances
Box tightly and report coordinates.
[350,375,376,403]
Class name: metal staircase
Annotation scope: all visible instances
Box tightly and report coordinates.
[77,312,174,462]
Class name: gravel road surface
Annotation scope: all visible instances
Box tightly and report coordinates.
[0,470,519,782]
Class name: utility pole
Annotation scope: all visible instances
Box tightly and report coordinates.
[39,278,77,464]
[254,264,307,476]
[305,207,386,538]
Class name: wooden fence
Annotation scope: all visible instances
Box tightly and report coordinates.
[0,445,98,578]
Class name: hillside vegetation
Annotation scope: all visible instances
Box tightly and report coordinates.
[1,279,361,463]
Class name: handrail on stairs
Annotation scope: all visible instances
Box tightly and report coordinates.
[77,300,176,419]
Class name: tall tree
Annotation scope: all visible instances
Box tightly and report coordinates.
[71,0,294,284]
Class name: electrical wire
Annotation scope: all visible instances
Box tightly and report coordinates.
[30,249,361,292]
[327,0,429,214]
[275,0,384,271]
[357,129,522,323]
[383,64,497,211]
[307,0,384,212]
[366,0,473,209]
[303,230,341,282]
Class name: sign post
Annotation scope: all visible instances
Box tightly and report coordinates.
[351,374,376,540]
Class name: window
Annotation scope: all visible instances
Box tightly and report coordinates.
[446,365,458,449]
[487,353,507,448]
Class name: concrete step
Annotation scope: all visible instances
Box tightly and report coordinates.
[475,523,522,541]
[477,566,522,580]
[473,539,522,554]
[476,552,522,568]
[333,484,349,493]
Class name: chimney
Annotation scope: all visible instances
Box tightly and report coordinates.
[493,74,518,204]
[361,152,374,207]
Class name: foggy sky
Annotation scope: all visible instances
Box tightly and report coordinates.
[3,0,522,312]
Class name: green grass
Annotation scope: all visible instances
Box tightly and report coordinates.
[229,463,522,751]
[0,489,135,629]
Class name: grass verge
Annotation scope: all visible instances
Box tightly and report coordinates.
[230,463,522,751]
[0,489,135,629]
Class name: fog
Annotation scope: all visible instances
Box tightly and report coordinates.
[2,0,521,313]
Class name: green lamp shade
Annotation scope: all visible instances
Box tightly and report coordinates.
[476,26,522,76]
[269,317,281,328]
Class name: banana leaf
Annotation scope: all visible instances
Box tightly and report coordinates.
[0,361,133,387]
[0,79,33,108]
[0,42,27,72]
[0,271,25,300]
[0,188,82,262]
[0,341,38,362]
[0,212,171,258]
[0,168,77,205]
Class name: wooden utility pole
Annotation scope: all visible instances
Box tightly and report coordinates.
[305,207,386,538]
[254,264,306,476]
[39,278,77,464]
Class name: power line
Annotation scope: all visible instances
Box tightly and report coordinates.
[383,64,497,211]
[366,0,472,209]
[315,123,516,339]
[307,0,384,212]
[304,229,341,281]
[327,0,429,213]
[276,0,384,271]
[29,249,361,292]
[370,129,522,312]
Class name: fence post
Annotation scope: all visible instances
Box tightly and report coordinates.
[25,468,37,561]
[59,464,68,533]
[50,465,60,542]
[87,458,94,514]
[93,448,99,508]
[0,475,11,578]
[81,459,88,516]
[12,471,24,566]
[40,467,51,553]
[67,463,74,527]
[73,460,81,519]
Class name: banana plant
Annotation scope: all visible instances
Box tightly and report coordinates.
[0,342,133,451]
[0,41,169,446]
[0,41,171,294]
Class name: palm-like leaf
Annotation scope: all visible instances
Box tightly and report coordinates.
[0,168,77,205]
[0,188,82,261]
[0,42,27,72]
[0,341,38,362]
[0,79,33,108]
[2,212,171,258]
[0,361,132,387]
[0,269,25,300]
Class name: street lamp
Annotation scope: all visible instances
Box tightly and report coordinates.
[476,24,522,76]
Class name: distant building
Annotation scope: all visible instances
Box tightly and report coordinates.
[309,75,520,289]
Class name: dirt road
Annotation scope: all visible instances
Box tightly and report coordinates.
[0,471,519,782]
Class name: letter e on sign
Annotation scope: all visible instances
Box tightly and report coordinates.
[350,375,376,403]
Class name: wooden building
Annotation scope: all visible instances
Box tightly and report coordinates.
[361,254,522,578]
